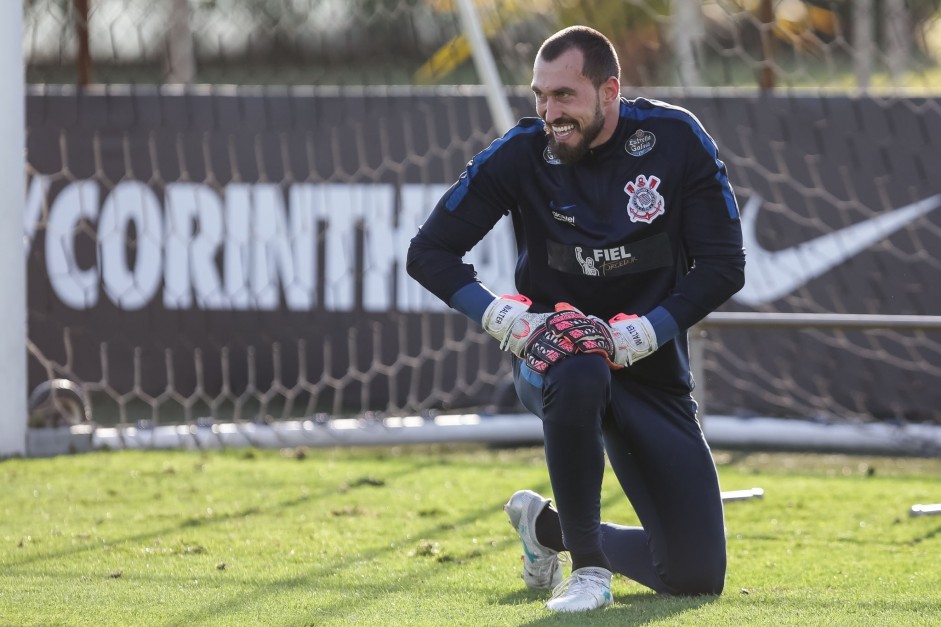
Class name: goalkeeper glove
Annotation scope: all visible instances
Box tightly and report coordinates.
[482,295,596,373]
[595,313,658,369]
[549,306,658,370]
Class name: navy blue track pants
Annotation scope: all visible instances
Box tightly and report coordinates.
[513,354,727,595]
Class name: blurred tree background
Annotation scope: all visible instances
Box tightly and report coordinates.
[24,1,941,91]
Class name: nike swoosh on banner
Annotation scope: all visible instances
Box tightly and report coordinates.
[733,194,941,306]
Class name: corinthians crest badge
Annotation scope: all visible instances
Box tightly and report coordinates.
[624,174,665,224]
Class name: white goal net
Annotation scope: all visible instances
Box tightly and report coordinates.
[19,0,941,453]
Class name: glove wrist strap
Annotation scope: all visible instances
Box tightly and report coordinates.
[482,295,532,346]
[610,314,658,365]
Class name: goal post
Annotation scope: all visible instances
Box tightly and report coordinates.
[0,0,27,458]
[454,0,515,134]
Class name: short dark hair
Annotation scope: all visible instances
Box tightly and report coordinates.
[537,26,620,88]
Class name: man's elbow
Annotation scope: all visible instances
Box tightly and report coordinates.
[406,235,452,290]
[730,260,746,295]
[711,255,746,301]
[405,229,435,280]
[405,235,427,282]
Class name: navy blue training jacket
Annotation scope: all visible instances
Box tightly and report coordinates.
[407,97,745,392]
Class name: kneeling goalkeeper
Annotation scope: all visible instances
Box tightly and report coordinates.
[406,25,745,613]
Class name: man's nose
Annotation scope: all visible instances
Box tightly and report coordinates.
[544,99,561,123]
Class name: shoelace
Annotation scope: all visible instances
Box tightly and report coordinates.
[525,549,569,567]
[549,568,609,601]
[524,552,559,579]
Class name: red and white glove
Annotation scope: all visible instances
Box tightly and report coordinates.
[594,313,658,369]
[482,295,597,373]
[550,306,658,370]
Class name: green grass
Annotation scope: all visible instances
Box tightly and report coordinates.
[1,446,940,626]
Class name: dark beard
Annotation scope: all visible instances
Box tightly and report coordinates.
[546,101,605,164]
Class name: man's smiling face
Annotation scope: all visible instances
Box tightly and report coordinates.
[532,47,606,164]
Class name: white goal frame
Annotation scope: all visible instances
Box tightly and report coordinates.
[0,1,27,458]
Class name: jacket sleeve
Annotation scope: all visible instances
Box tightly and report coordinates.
[654,123,746,334]
[406,131,525,322]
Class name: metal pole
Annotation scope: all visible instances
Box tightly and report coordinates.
[167,0,196,84]
[672,0,702,88]
[700,312,941,331]
[854,0,873,92]
[75,0,92,86]
[884,0,910,87]
[454,0,515,134]
[0,0,27,457]
[757,0,775,90]
[910,504,941,517]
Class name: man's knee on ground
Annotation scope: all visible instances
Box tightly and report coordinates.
[660,558,726,596]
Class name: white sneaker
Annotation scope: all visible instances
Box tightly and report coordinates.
[503,490,563,589]
[545,567,613,613]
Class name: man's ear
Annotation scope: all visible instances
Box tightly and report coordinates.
[601,76,620,105]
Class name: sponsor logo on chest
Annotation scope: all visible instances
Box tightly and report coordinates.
[546,233,673,277]
[543,145,562,165]
[574,245,636,276]
[549,200,576,225]
[624,174,665,224]
[625,129,656,156]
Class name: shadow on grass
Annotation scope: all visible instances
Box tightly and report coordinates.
[913,522,941,543]
[510,591,719,626]
[159,492,547,626]
[3,453,546,624]
[1,452,437,572]
[10,449,706,624]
